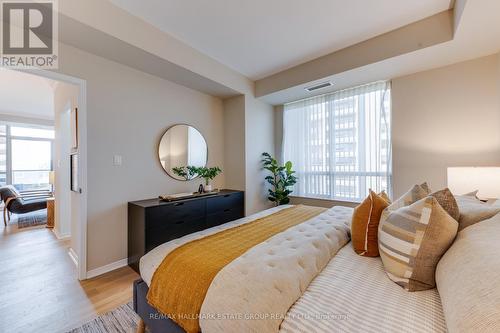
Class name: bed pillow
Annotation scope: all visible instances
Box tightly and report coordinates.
[351,190,391,257]
[455,195,500,231]
[430,188,460,221]
[420,182,431,194]
[379,190,391,203]
[436,213,500,333]
[386,184,429,212]
[378,196,458,291]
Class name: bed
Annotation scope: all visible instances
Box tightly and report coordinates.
[132,204,451,333]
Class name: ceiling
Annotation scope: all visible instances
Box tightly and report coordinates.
[110,0,451,80]
[0,69,57,120]
[259,0,500,104]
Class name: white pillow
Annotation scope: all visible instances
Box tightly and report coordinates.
[455,195,500,230]
[436,213,500,333]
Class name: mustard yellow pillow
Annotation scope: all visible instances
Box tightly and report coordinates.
[351,190,391,257]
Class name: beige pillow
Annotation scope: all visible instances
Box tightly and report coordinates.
[420,182,431,194]
[430,188,460,221]
[436,213,500,333]
[455,195,500,230]
[378,196,458,291]
[386,184,429,212]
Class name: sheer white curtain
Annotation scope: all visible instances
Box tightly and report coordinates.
[283,81,391,202]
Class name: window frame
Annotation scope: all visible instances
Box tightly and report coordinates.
[0,123,54,190]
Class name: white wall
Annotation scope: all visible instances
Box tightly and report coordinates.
[53,82,79,253]
[56,43,226,271]
[392,54,500,197]
[244,96,275,214]
[222,95,275,215]
[222,96,246,192]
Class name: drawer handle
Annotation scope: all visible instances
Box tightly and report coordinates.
[174,220,185,225]
[174,202,185,206]
[224,194,230,198]
[224,209,231,212]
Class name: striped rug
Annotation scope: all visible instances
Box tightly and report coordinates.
[67,302,140,333]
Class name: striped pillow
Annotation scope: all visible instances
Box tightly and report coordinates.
[378,196,458,291]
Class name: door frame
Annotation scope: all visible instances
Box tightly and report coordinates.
[15,68,88,280]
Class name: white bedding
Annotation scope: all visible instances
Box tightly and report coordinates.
[139,205,445,333]
[281,244,447,333]
[140,205,292,286]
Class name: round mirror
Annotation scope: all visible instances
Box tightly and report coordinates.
[158,124,208,180]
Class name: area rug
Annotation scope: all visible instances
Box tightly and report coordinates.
[67,302,141,333]
[17,210,47,228]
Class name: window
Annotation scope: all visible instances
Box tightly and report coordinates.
[283,81,391,202]
[0,125,7,186]
[0,124,54,190]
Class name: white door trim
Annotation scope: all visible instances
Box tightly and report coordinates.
[15,68,88,280]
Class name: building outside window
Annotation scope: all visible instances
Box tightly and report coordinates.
[0,124,54,191]
[282,81,391,202]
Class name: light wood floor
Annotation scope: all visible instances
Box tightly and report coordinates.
[0,217,139,333]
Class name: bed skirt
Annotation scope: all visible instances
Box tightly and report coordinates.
[133,279,185,333]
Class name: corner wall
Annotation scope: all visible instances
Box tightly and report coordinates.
[244,96,275,215]
[222,95,276,215]
[222,96,246,192]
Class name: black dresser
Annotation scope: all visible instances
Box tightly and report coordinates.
[127,189,244,273]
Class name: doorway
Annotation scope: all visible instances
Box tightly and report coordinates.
[0,67,87,280]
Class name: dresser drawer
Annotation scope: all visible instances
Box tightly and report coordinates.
[206,207,243,228]
[206,192,243,215]
[145,217,206,252]
[145,200,205,231]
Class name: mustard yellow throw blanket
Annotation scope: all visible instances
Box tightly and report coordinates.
[147,205,326,333]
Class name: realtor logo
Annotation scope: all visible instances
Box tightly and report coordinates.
[1,0,58,68]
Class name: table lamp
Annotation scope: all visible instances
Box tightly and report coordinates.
[447,167,500,199]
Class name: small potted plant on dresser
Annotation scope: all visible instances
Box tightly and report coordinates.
[198,166,222,192]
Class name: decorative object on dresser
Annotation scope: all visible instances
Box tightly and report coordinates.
[261,152,297,205]
[196,166,222,192]
[172,166,223,193]
[127,189,244,273]
[158,124,208,181]
[158,190,219,202]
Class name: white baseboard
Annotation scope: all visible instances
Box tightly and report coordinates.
[53,228,71,240]
[86,258,128,279]
[68,247,78,267]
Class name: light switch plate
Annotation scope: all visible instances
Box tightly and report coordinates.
[113,155,122,166]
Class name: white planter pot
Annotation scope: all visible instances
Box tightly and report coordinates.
[204,184,213,192]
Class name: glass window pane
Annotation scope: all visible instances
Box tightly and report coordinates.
[0,125,6,136]
[0,136,6,173]
[12,139,52,171]
[11,126,55,139]
[12,171,50,191]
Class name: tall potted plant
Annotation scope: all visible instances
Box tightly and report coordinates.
[262,152,297,205]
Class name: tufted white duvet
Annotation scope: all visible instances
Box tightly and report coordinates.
[140,205,353,333]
